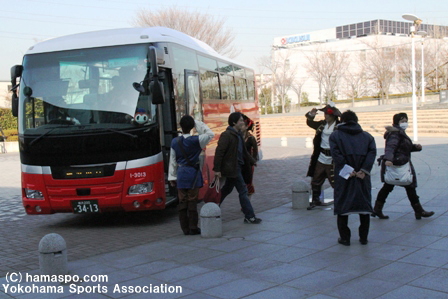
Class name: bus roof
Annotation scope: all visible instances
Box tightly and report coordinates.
[25,27,250,69]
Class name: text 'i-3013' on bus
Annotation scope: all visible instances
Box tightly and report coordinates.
[10,27,261,215]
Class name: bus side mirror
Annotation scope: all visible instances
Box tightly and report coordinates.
[10,65,23,117]
[148,46,165,105]
[11,65,23,79]
[11,93,19,117]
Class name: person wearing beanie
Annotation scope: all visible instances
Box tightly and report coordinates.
[373,112,434,220]
[305,101,341,210]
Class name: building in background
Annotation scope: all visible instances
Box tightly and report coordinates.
[0,81,11,108]
[267,19,448,106]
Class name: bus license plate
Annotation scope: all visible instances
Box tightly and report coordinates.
[72,200,99,214]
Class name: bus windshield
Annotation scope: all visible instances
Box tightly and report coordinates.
[19,44,155,134]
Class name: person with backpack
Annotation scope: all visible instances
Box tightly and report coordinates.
[168,115,214,235]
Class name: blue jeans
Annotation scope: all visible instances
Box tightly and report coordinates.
[219,169,256,219]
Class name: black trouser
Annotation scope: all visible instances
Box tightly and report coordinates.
[337,214,370,241]
[311,161,334,202]
[376,183,419,205]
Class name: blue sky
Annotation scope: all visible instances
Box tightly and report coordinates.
[1,0,447,80]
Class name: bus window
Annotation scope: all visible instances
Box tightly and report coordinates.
[246,69,255,101]
[233,66,245,78]
[198,55,218,71]
[200,70,220,100]
[247,80,255,101]
[217,61,233,75]
[235,78,248,101]
[24,97,45,129]
[171,46,199,114]
[219,74,235,100]
[185,70,202,121]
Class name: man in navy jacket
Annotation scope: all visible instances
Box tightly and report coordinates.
[169,115,214,235]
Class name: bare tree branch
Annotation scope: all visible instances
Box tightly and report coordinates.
[304,46,349,103]
[359,37,395,101]
[258,51,298,113]
[132,6,240,58]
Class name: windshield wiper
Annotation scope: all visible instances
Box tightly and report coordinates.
[29,125,72,146]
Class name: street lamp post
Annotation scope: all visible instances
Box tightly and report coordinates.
[417,31,427,103]
[402,13,422,142]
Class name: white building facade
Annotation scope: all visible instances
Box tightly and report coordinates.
[0,81,11,108]
[270,19,448,105]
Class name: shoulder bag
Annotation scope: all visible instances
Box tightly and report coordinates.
[384,162,413,186]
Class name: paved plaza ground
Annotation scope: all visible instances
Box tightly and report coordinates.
[1,136,447,298]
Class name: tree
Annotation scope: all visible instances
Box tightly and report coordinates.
[258,50,298,113]
[132,6,239,58]
[0,108,17,130]
[342,57,368,106]
[360,37,395,102]
[290,77,307,106]
[259,87,272,114]
[304,46,349,104]
[420,37,448,91]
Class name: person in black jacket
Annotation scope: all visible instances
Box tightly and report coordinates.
[330,110,376,246]
[241,114,258,198]
[373,112,434,220]
[214,112,261,224]
[305,102,341,210]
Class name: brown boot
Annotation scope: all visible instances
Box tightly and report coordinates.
[412,202,435,220]
[372,201,389,219]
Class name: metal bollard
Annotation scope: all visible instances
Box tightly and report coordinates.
[200,203,222,238]
[38,233,68,275]
[292,180,310,209]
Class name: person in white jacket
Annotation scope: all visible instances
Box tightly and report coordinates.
[168,116,214,235]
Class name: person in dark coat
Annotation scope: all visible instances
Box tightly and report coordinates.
[305,102,341,210]
[330,110,376,246]
[241,114,258,197]
[373,112,434,220]
[214,112,261,224]
[168,115,214,235]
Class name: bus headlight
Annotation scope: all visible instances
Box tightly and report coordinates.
[25,188,44,199]
[128,182,153,195]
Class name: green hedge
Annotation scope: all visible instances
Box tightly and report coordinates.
[300,102,321,107]
[0,109,18,141]
[0,108,17,130]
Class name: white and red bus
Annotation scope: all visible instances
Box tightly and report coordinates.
[10,27,261,215]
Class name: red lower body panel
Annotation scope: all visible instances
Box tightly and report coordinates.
[22,160,166,215]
